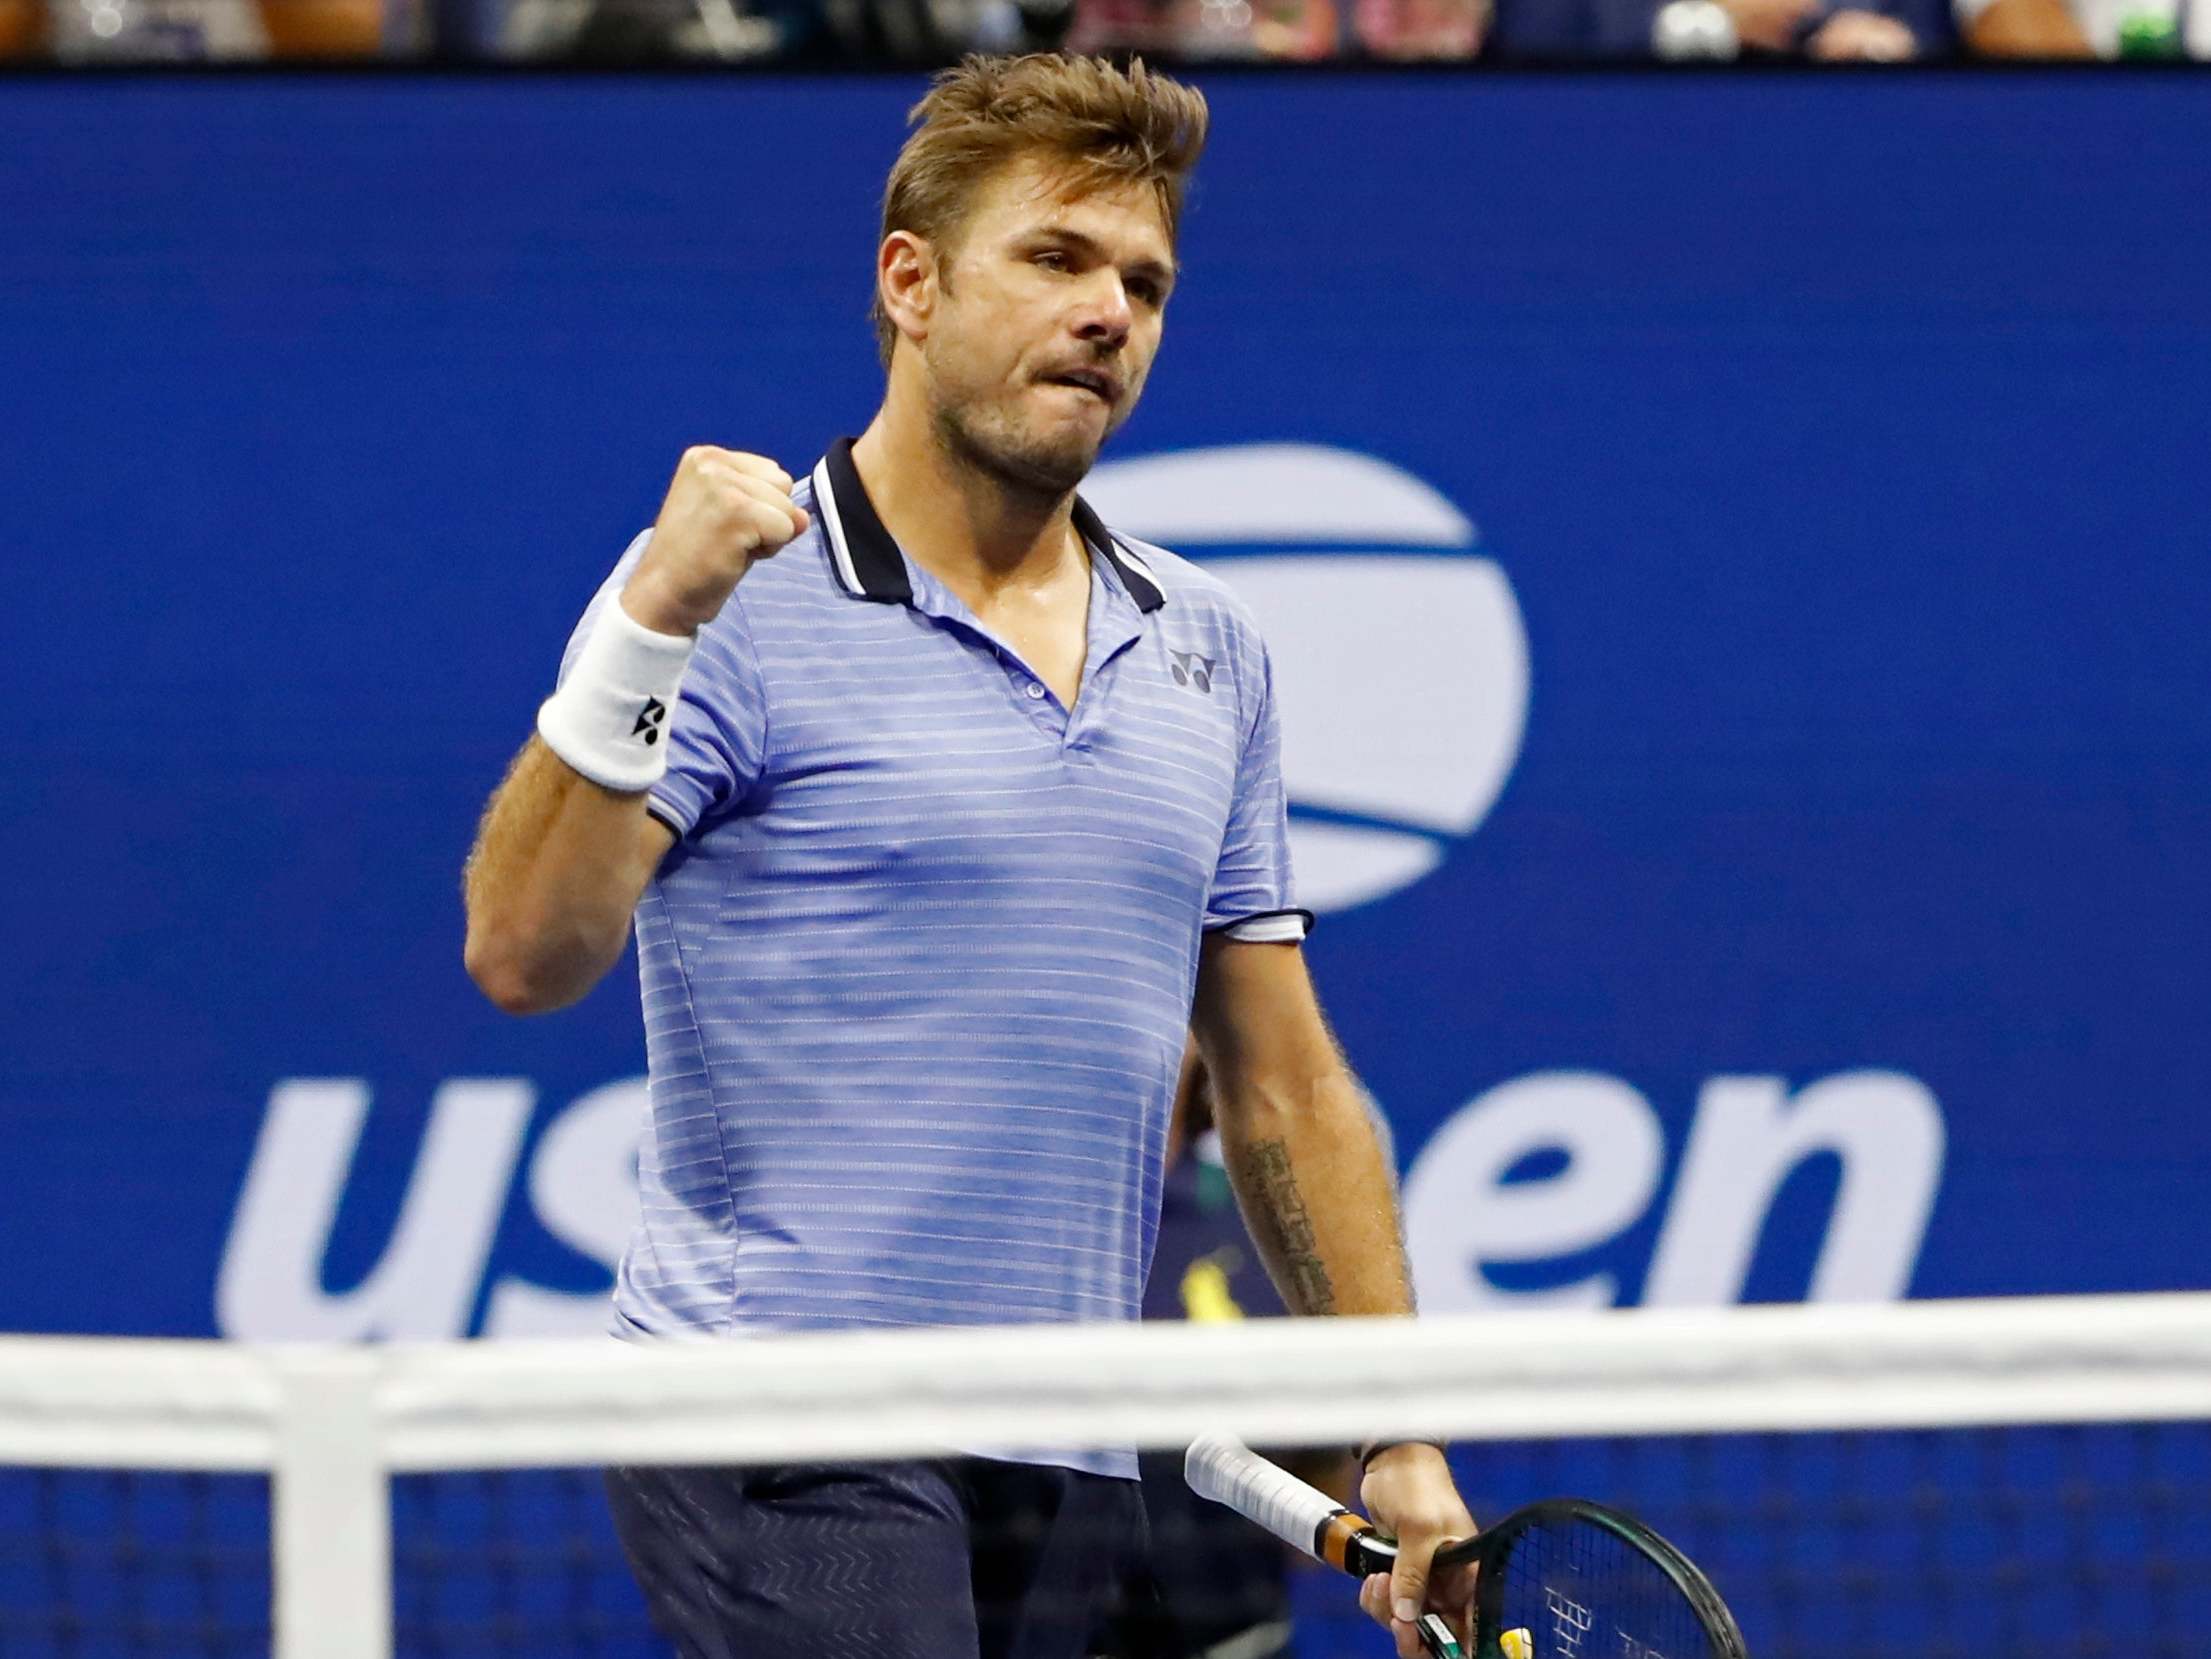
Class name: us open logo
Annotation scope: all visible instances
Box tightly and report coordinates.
[218,451,1946,1343]
[1086,444,1531,913]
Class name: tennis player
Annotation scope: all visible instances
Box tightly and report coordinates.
[462,53,1473,1659]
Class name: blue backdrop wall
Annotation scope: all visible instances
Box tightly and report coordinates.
[2,73,2206,1342]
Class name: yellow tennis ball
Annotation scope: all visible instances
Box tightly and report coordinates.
[1500,1630,1535,1659]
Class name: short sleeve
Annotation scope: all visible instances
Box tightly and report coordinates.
[1204,634,1312,944]
[556,530,768,839]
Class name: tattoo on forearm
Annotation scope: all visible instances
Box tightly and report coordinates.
[1242,1137,1337,1314]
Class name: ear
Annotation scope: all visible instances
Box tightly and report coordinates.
[878,230,940,351]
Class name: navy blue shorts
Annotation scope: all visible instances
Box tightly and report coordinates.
[605,1458,1148,1659]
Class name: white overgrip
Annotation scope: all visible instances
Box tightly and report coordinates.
[1184,1433,1344,1561]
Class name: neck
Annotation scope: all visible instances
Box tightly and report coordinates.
[850,375,1084,602]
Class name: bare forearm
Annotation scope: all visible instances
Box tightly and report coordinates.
[1216,1071,1413,1318]
[462,737,663,1013]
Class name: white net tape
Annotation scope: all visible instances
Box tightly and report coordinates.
[1,1292,2207,1659]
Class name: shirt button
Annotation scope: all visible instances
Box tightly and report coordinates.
[1024,681,1047,700]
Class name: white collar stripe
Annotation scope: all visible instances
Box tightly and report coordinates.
[811,456,866,599]
[1106,538,1166,610]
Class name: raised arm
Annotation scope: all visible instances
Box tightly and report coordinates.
[462,744,676,1015]
[1190,932,1478,1659]
[462,446,807,1015]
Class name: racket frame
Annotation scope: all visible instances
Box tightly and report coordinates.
[1440,1498,1750,1659]
[1198,1458,1744,1658]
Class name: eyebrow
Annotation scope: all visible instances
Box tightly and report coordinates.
[1028,224,1179,287]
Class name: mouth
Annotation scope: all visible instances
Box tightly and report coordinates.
[1041,367,1121,406]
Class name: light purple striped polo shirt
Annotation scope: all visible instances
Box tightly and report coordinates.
[556,440,1307,1475]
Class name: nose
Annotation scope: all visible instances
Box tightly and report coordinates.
[1072,272,1132,349]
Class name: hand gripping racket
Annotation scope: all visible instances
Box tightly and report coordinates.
[1185,1434,1749,1659]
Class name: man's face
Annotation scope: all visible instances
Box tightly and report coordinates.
[915,156,1176,498]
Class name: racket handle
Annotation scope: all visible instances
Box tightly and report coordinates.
[1416,1613,1465,1659]
[1185,1438,1465,1659]
[1183,1433,1396,1576]
[1185,1434,1340,1558]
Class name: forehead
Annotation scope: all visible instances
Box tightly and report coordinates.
[959,155,1173,261]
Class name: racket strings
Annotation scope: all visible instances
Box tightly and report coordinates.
[1492,1515,1720,1659]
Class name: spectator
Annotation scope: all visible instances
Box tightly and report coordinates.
[1352,0,1485,55]
[21,0,384,57]
[565,0,785,58]
[423,0,790,60]
[39,0,266,56]
[261,0,386,52]
[1065,0,1334,59]
[0,0,39,51]
[1957,0,2203,55]
[1069,0,1483,59]
[1494,0,1945,58]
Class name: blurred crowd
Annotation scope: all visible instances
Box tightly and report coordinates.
[0,0,2203,65]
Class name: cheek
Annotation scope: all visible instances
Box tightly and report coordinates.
[938,295,1033,380]
[925,310,997,387]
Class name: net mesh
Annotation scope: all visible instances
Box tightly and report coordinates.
[1452,1422,2211,1659]
[0,1470,268,1659]
[1,1296,2206,1659]
[367,1422,2211,1659]
[390,1470,649,1659]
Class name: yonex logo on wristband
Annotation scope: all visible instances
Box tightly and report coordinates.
[538,599,694,792]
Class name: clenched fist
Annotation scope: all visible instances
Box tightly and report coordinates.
[620,448,811,637]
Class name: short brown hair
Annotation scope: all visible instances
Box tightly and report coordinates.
[871,53,1210,369]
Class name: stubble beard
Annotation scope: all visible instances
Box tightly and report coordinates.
[931,392,1104,505]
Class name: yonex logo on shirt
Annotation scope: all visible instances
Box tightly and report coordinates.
[1169,649,1216,693]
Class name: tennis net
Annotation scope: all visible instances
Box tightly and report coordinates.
[2,1293,2207,1659]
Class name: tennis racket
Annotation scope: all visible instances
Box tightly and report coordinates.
[1185,1434,1748,1659]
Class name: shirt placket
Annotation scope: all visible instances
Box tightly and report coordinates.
[905,575,1069,741]
[1008,652,1064,737]
[910,561,1145,751]
[1065,575,1145,757]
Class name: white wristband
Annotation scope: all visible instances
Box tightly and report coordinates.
[537,599,697,794]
